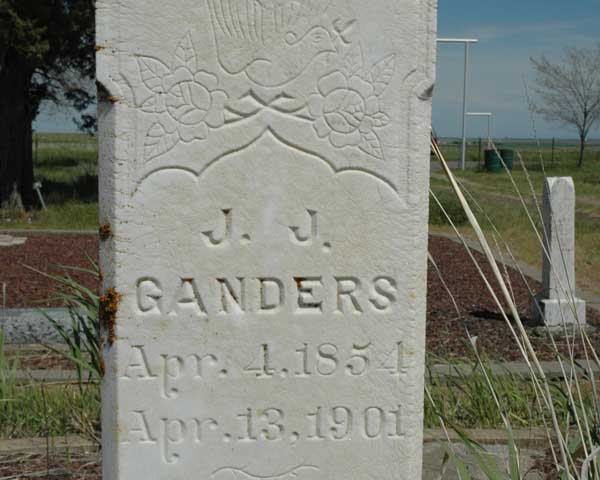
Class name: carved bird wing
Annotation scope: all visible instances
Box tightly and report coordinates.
[207,0,329,75]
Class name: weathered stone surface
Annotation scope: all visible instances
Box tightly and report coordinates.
[534,177,586,327]
[97,1,437,479]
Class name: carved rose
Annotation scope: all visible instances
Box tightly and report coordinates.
[163,68,227,142]
[139,33,229,161]
[308,71,379,148]
[307,50,394,160]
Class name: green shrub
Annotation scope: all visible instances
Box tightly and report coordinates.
[429,191,469,226]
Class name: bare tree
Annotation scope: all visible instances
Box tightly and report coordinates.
[530,45,600,167]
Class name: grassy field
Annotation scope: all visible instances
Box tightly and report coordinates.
[0,133,98,230]
[430,139,600,297]
[436,137,600,170]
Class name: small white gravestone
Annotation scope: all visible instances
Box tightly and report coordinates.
[97,1,437,479]
[534,177,586,327]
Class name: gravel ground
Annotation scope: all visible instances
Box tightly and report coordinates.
[427,236,600,360]
[1,232,598,361]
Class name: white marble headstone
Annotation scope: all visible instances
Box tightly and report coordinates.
[535,177,586,327]
[97,1,437,479]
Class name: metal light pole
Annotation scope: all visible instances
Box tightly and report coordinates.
[437,38,479,170]
[466,112,493,147]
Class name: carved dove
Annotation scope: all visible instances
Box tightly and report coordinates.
[207,0,335,87]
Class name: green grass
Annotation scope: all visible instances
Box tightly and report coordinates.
[0,331,98,439]
[438,159,600,208]
[0,381,99,439]
[1,133,99,230]
[436,138,600,172]
[425,358,598,431]
[0,203,99,231]
[33,133,97,146]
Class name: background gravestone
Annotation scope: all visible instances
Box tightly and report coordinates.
[97,1,437,479]
[534,177,586,327]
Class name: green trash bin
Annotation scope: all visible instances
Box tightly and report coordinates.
[499,149,514,170]
[485,149,514,172]
[484,149,502,172]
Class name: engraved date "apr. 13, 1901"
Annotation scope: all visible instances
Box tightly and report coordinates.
[122,404,405,464]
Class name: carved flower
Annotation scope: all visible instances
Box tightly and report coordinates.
[309,71,379,148]
[139,32,229,161]
[306,49,395,160]
[163,68,227,142]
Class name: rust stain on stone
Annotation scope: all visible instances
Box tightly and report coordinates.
[99,355,106,378]
[99,223,112,241]
[100,288,122,346]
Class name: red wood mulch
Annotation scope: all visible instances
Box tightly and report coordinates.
[0,233,598,361]
[0,233,98,309]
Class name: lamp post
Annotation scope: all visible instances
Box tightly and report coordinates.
[437,38,479,170]
[466,112,493,147]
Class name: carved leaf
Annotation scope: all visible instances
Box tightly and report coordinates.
[144,122,179,161]
[139,57,169,93]
[173,33,197,72]
[342,46,363,77]
[359,130,384,160]
[141,95,158,114]
[141,93,167,114]
[323,90,364,131]
[370,111,390,128]
[370,54,395,96]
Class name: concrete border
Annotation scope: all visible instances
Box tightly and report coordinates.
[0,308,72,344]
[429,361,600,380]
[0,436,98,455]
[423,428,550,449]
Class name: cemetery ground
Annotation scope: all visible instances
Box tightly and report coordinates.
[1,135,600,478]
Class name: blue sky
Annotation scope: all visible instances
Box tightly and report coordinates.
[435,0,600,139]
[34,0,600,139]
